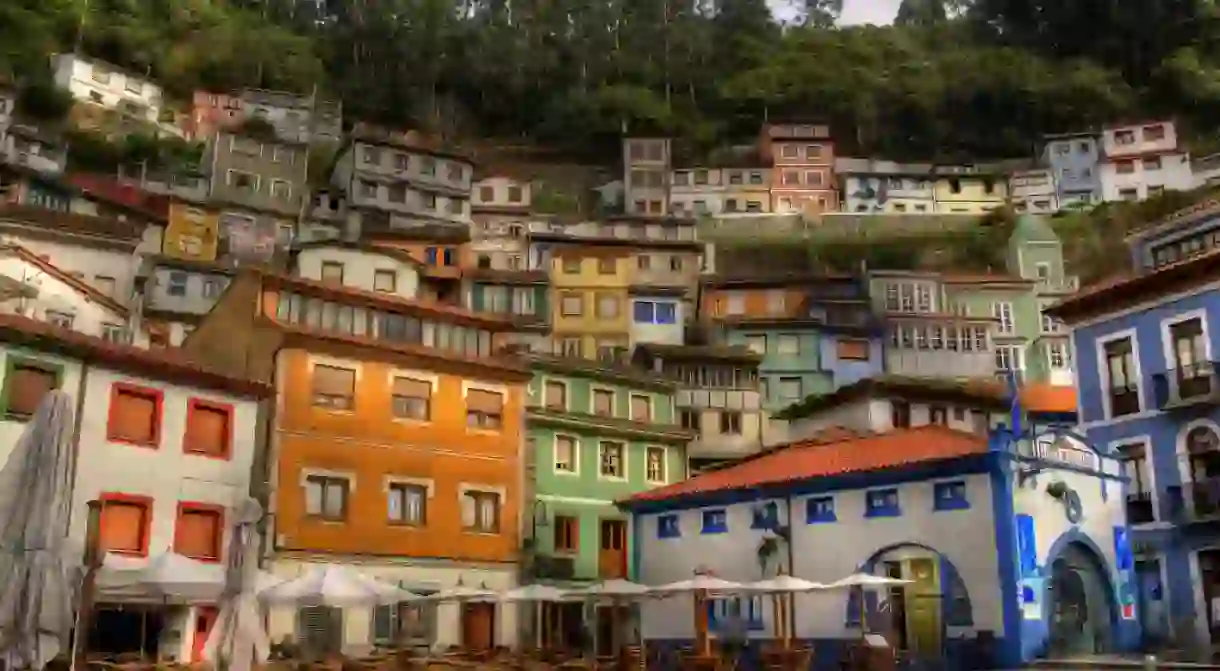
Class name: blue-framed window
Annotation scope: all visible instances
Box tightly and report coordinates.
[657,514,681,539]
[708,596,765,631]
[443,248,455,266]
[865,488,900,518]
[806,496,836,523]
[424,247,439,265]
[633,300,677,324]
[751,501,779,529]
[702,509,728,534]
[933,481,969,511]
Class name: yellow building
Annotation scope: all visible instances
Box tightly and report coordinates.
[932,167,1008,213]
[549,244,632,359]
[721,167,772,214]
[163,202,220,261]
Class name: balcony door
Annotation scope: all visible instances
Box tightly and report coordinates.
[598,519,627,579]
[1187,426,1220,517]
[1171,318,1211,399]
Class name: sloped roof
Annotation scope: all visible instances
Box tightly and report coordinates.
[620,425,989,505]
[0,245,129,316]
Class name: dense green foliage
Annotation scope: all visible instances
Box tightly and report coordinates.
[3,0,1220,160]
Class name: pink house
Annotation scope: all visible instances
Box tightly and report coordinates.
[185,91,244,141]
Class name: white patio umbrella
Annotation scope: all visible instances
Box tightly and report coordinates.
[259,565,418,607]
[204,499,272,671]
[497,584,568,602]
[564,579,651,599]
[649,575,744,595]
[98,551,225,601]
[742,575,826,593]
[0,391,78,670]
[423,584,498,602]
[743,575,827,649]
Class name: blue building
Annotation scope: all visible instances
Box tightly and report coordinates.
[1042,131,1102,209]
[1047,199,1220,651]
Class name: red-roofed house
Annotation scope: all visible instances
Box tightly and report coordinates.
[617,417,1138,667]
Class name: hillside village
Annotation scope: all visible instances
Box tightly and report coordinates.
[3,43,1220,670]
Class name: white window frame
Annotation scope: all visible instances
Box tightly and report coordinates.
[1160,309,1212,375]
[553,434,579,475]
[598,440,627,480]
[645,446,667,484]
[1111,436,1156,525]
[1095,328,1144,421]
[776,335,800,356]
[992,302,1014,334]
[1047,341,1069,370]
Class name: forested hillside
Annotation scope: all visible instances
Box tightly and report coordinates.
[3,0,1219,160]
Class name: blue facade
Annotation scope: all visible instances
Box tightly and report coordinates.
[1042,134,1102,206]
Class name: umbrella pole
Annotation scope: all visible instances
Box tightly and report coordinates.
[71,501,103,671]
[693,589,709,657]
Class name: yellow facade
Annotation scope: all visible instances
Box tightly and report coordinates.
[932,175,1007,213]
[163,202,221,261]
[549,247,631,358]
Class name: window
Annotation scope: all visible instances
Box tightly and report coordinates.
[2,359,58,419]
[929,405,948,425]
[1118,442,1155,524]
[782,171,800,186]
[777,335,800,355]
[320,261,344,285]
[544,380,567,410]
[271,180,293,201]
[657,514,681,539]
[1115,129,1136,145]
[91,67,112,84]
[634,301,677,324]
[45,311,74,329]
[680,409,699,432]
[645,447,666,483]
[1047,342,1069,370]
[227,170,259,192]
[466,389,503,430]
[391,377,431,420]
[102,324,127,344]
[701,509,728,534]
[598,258,616,275]
[805,171,823,187]
[1104,337,1140,417]
[1144,157,1162,171]
[599,441,625,478]
[779,377,802,401]
[1120,188,1138,201]
[202,278,225,298]
[167,272,188,296]
[374,270,397,293]
[837,339,870,361]
[865,488,900,517]
[388,483,427,526]
[312,364,355,410]
[992,302,1014,333]
[507,186,523,203]
[99,494,151,556]
[175,504,223,561]
[806,496,835,523]
[560,293,583,316]
[744,335,766,354]
[561,338,582,358]
[719,411,742,435]
[934,481,969,511]
[891,401,911,428]
[561,257,582,274]
[630,394,652,422]
[420,157,436,176]
[554,515,579,552]
[107,384,162,447]
[781,145,799,159]
[995,346,1022,373]
[596,294,620,319]
[1143,124,1165,141]
[460,490,500,533]
[184,399,232,458]
[304,475,349,521]
[555,435,577,473]
[593,389,614,416]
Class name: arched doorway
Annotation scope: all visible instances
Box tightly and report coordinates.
[1047,541,1114,656]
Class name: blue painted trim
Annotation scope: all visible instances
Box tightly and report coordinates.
[864,488,901,518]
[619,452,996,515]
[933,481,970,511]
[657,514,680,538]
[750,501,779,529]
[701,509,728,534]
[1039,528,1127,653]
[805,495,836,523]
[989,456,1023,668]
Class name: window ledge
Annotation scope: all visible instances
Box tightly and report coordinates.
[864,508,901,518]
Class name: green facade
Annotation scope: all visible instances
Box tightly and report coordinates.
[469,282,550,323]
[721,327,833,409]
[523,355,692,583]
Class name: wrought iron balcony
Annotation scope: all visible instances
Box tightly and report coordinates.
[1125,490,1155,525]
[1152,362,1220,409]
[1165,480,1220,524]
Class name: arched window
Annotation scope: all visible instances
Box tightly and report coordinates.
[1186,425,1220,516]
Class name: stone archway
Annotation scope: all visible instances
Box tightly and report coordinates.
[1044,534,1118,656]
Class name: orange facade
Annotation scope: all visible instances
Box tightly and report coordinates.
[272,346,528,562]
[702,286,808,319]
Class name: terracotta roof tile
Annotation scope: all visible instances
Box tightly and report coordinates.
[66,173,170,221]
[0,314,271,396]
[621,425,989,505]
[0,205,145,242]
[1047,249,1220,321]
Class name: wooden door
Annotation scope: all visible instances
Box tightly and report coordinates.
[598,519,627,579]
[191,606,219,662]
[461,602,496,650]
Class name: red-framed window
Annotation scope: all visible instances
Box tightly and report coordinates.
[99,492,153,557]
[183,398,234,460]
[106,382,164,448]
[174,502,224,562]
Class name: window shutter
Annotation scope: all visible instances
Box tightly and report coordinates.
[466,390,502,413]
[460,494,476,527]
[393,377,431,399]
[100,501,145,553]
[631,396,650,420]
[313,365,354,396]
[186,404,229,456]
[322,481,346,518]
[8,365,55,416]
[176,509,220,559]
[544,383,564,408]
[111,390,157,443]
[594,391,613,416]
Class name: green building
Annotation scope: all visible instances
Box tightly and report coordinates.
[466,268,552,350]
[522,353,694,585]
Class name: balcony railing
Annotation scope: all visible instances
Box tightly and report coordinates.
[1166,480,1220,523]
[531,554,576,580]
[1036,276,1080,294]
[1152,362,1220,409]
[1126,491,1155,525]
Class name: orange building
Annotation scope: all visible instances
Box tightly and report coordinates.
[368,225,472,305]
[758,121,839,214]
[185,267,531,652]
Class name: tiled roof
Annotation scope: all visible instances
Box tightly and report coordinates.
[521,353,679,390]
[634,343,762,363]
[1,245,129,316]
[349,124,474,162]
[465,268,550,284]
[0,205,145,242]
[0,314,271,396]
[621,425,988,505]
[66,174,170,221]
[288,240,424,269]
[939,273,1032,285]
[1045,249,1220,322]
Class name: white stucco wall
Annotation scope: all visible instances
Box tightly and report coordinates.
[784,397,996,442]
[0,256,127,337]
[628,298,686,346]
[0,346,84,467]
[635,473,1002,640]
[52,54,164,123]
[0,236,138,304]
[295,247,420,298]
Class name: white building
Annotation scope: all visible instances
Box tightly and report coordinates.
[621,422,1141,667]
[0,313,270,662]
[0,244,131,340]
[289,240,422,299]
[52,53,165,126]
[669,167,727,217]
[1,125,67,175]
[1098,121,1194,202]
[835,158,937,213]
[1192,153,1220,190]
[1008,169,1059,214]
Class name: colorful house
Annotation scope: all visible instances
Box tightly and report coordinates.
[1047,198,1220,651]
[546,242,632,359]
[758,122,838,214]
[184,268,532,652]
[931,165,1008,213]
